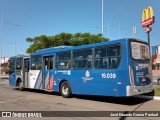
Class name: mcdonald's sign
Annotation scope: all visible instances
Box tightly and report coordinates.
[142,6,155,27]
[145,27,151,33]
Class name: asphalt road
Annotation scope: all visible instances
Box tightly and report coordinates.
[0,80,160,120]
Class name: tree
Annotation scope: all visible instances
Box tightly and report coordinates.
[152,64,156,70]
[26,32,109,53]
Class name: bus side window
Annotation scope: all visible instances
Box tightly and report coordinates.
[82,60,87,68]
[73,48,92,69]
[76,60,83,68]
[110,59,117,69]
[95,47,107,69]
[31,55,42,70]
[95,60,99,68]
[56,51,71,69]
[95,59,103,68]
[86,55,92,68]
[103,60,108,68]
[107,44,121,69]
[86,61,92,68]
[66,61,71,69]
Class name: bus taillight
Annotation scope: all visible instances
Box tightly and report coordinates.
[129,65,134,85]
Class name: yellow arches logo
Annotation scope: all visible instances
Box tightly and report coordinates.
[142,6,155,27]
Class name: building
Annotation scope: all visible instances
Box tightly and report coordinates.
[0,57,9,65]
[152,45,160,70]
[0,57,10,74]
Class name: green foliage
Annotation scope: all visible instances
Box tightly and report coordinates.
[152,64,156,70]
[4,67,9,74]
[26,32,109,53]
[154,86,160,96]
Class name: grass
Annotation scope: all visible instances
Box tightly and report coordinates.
[154,85,160,96]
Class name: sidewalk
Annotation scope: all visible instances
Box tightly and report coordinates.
[135,95,160,101]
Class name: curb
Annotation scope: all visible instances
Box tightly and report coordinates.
[135,95,160,101]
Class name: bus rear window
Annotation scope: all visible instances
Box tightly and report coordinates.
[131,42,150,60]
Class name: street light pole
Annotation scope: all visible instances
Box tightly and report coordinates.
[0,17,3,79]
[118,23,120,39]
[132,26,136,38]
[14,39,16,56]
[8,39,17,56]
[0,17,20,79]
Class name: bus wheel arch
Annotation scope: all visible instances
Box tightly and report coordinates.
[16,78,24,91]
[59,80,72,98]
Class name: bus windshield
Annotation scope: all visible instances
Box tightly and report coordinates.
[131,42,150,60]
[8,58,16,74]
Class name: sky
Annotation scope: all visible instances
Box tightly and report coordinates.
[0,0,160,58]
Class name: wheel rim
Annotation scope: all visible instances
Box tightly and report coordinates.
[62,85,69,95]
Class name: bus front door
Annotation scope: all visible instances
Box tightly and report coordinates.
[43,56,54,90]
[23,58,30,87]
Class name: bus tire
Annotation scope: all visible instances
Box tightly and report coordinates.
[60,81,72,98]
[17,80,24,91]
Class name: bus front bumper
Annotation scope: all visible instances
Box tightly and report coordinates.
[126,83,153,96]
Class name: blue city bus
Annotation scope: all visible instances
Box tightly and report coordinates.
[9,38,153,97]
[8,55,30,90]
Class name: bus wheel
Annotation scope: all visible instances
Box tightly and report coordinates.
[18,81,24,91]
[60,81,72,98]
